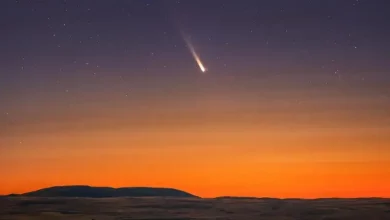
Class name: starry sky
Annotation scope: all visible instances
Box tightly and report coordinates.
[1,0,390,198]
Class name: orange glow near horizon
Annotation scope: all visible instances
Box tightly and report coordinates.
[1,81,390,198]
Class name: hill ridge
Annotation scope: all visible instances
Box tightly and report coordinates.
[8,185,198,198]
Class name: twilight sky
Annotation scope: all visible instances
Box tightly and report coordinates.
[1,0,390,198]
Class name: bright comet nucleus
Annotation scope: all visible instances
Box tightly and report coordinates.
[182,34,207,73]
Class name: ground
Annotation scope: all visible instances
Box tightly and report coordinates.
[1,197,390,220]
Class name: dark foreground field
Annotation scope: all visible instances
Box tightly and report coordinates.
[1,197,390,220]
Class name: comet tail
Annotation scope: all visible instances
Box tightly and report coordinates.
[182,35,207,73]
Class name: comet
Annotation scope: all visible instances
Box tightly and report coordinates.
[182,33,207,73]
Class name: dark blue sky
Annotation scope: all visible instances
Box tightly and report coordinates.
[1,0,390,127]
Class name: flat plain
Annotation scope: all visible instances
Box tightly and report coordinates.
[1,197,390,220]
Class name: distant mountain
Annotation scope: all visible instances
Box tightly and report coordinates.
[215,196,282,201]
[216,196,260,199]
[10,185,198,198]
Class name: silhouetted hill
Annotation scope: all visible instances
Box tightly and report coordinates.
[215,196,281,200]
[11,185,197,198]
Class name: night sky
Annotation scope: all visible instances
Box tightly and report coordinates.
[1,0,390,198]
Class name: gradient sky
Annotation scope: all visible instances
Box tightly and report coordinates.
[1,0,390,198]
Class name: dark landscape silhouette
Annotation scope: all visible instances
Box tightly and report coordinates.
[7,185,196,198]
[1,185,390,220]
